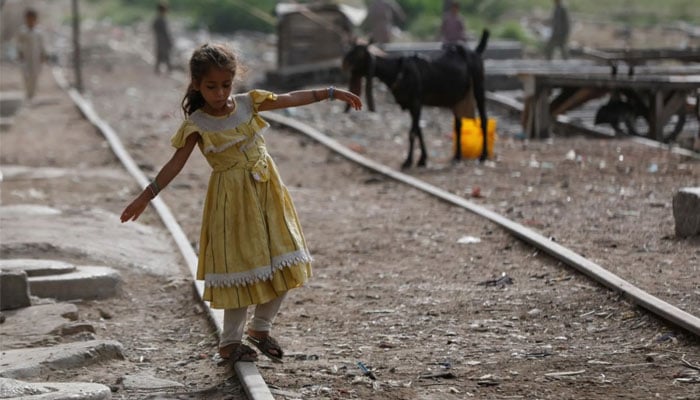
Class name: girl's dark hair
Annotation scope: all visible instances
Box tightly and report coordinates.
[181,43,238,116]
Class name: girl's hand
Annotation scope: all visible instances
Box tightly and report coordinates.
[333,89,362,110]
[120,192,151,223]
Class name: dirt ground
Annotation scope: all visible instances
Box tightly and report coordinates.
[2,4,700,400]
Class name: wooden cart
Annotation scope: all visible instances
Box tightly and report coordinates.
[521,72,700,142]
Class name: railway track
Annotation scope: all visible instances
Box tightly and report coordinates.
[57,32,700,398]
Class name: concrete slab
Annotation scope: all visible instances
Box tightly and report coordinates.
[673,187,700,237]
[0,340,124,379]
[0,270,31,310]
[0,377,111,400]
[0,258,76,277]
[0,205,185,277]
[28,266,122,301]
[0,164,130,182]
[0,91,23,117]
[0,303,79,349]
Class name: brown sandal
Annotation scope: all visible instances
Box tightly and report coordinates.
[246,335,284,363]
[220,343,258,363]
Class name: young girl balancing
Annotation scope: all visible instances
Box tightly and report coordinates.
[121,43,362,363]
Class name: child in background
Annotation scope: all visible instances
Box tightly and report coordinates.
[16,8,47,100]
[121,43,362,363]
[152,0,173,74]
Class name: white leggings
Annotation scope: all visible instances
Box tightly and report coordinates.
[220,293,286,348]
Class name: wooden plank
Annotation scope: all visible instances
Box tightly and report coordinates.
[236,362,276,400]
[532,74,700,90]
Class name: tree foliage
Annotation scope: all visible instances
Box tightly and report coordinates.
[89,0,700,36]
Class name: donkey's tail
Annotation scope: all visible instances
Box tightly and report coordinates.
[475,29,490,55]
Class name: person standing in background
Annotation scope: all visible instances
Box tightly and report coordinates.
[440,1,468,45]
[365,0,406,44]
[544,0,570,60]
[16,8,47,101]
[152,0,173,74]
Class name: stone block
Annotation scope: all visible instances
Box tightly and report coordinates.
[28,266,122,301]
[0,259,76,277]
[673,187,700,237]
[0,270,31,310]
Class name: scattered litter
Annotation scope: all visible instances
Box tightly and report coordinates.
[655,332,676,343]
[470,186,482,198]
[565,150,576,160]
[419,371,456,380]
[475,374,500,386]
[525,349,553,359]
[457,235,481,244]
[269,386,303,399]
[528,155,540,168]
[363,309,395,314]
[647,163,658,173]
[357,361,377,380]
[477,272,513,287]
[681,355,700,371]
[292,353,320,361]
[587,360,612,365]
[673,368,700,384]
[544,369,585,378]
[428,361,452,369]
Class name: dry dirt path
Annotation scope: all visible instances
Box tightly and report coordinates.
[75,36,700,399]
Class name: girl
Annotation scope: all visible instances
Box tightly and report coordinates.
[121,43,362,363]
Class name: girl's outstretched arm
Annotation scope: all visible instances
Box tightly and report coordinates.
[120,132,200,223]
[258,87,362,112]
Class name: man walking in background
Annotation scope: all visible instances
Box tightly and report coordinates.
[544,0,570,60]
[440,0,468,45]
[365,0,406,44]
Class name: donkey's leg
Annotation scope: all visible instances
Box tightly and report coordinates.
[453,115,463,163]
[402,118,417,169]
[453,97,473,162]
[472,73,489,162]
[412,107,429,167]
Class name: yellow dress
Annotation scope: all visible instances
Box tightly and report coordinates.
[171,90,312,309]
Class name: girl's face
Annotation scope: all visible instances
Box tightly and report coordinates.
[195,67,234,115]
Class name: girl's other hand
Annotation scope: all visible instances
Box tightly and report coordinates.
[120,193,151,223]
[334,89,362,110]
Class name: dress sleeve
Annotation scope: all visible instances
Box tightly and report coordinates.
[170,119,200,148]
[250,90,278,113]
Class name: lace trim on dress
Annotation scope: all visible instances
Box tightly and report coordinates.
[204,249,312,288]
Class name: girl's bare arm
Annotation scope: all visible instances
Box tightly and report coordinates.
[258,88,362,111]
[120,132,199,222]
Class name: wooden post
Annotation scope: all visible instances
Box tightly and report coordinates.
[72,0,83,92]
[648,90,664,141]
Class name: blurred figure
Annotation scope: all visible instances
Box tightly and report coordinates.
[365,0,405,44]
[152,0,173,74]
[16,7,47,100]
[544,0,570,60]
[440,0,467,44]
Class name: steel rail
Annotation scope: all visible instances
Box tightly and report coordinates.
[262,111,700,338]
